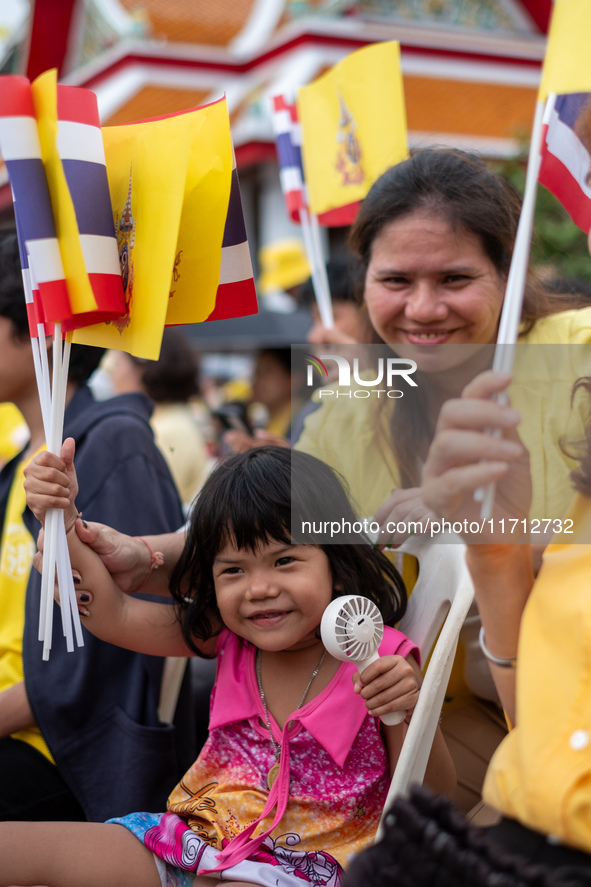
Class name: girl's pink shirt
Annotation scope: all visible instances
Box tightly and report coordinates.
[210,625,419,767]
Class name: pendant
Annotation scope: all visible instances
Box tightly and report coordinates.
[267,762,281,790]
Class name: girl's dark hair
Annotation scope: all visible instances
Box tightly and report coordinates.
[349,147,551,333]
[169,446,407,655]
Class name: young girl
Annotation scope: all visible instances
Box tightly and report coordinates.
[2,445,455,887]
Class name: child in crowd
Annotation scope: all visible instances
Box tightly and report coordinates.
[3,445,455,887]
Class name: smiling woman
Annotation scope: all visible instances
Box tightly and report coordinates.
[296,147,591,520]
[350,148,550,347]
[363,214,504,353]
[294,147,591,812]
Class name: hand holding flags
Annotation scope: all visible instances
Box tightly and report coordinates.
[0,71,127,659]
[0,72,257,657]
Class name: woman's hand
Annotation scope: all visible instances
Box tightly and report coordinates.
[374,487,437,547]
[73,523,156,595]
[353,654,420,719]
[33,521,169,595]
[422,371,532,542]
[24,437,78,527]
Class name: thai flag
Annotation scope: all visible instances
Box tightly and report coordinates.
[271,93,360,227]
[206,159,258,321]
[271,94,308,223]
[56,85,126,330]
[538,92,591,233]
[0,76,71,325]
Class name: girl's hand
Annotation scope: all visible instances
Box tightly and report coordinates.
[353,654,420,719]
[421,371,532,542]
[374,487,437,547]
[24,437,78,527]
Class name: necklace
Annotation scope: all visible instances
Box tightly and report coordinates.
[256,647,326,790]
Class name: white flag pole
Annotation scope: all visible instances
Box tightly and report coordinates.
[41,323,64,658]
[55,335,84,650]
[309,210,334,328]
[54,336,75,652]
[476,98,547,518]
[300,207,334,328]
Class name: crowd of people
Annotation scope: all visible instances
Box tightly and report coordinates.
[0,145,591,886]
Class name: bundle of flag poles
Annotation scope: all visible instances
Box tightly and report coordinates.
[0,71,127,659]
[0,71,256,658]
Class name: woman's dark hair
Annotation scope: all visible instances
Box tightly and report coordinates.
[136,328,199,403]
[0,228,104,383]
[349,147,551,333]
[169,446,407,655]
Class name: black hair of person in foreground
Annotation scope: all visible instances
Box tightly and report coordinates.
[343,785,591,887]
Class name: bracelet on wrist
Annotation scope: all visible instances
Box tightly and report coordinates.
[479,626,517,669]
[133,537,164,593]
[64,512,83,535]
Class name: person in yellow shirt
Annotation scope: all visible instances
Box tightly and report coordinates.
[0,403,27,468]
[341,367,591,883]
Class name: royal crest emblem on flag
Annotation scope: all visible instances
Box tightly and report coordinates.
[335,94,364,186]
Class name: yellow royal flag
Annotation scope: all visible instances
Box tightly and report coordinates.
[164,100,233,326]
[297,41,408,218]
[31,69,98,318]
[539,0,591,102]
[72,98,233,359]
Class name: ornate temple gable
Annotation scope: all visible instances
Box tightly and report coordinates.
[285,0,538,36]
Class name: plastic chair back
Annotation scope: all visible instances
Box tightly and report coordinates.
[375,533,474,840]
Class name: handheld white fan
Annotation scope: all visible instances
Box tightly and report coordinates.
[321,594,405,725]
